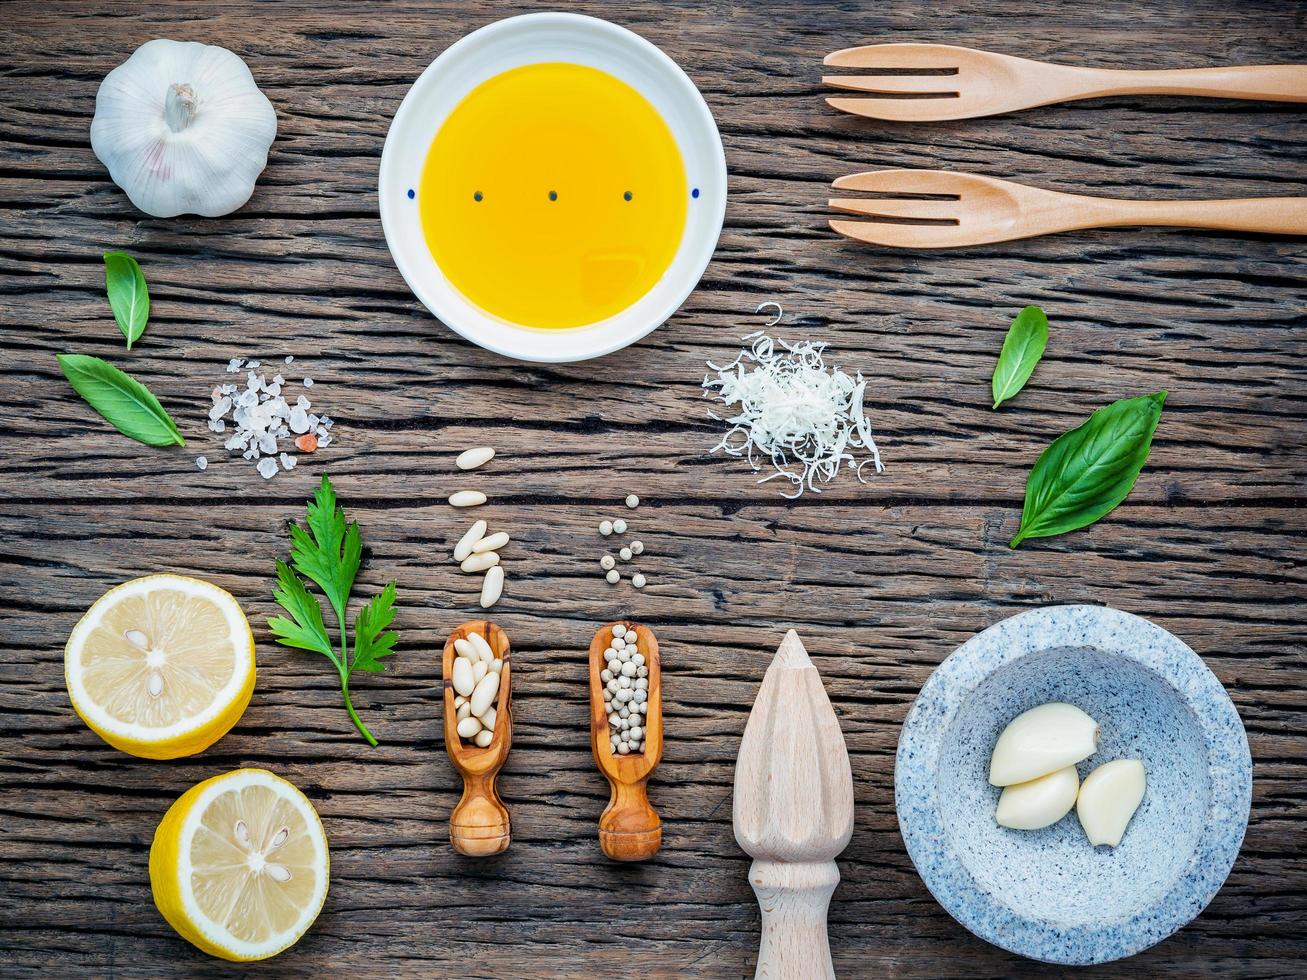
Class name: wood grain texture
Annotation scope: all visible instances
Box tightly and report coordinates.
[0,0,1303,977]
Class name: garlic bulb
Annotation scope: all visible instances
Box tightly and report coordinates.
[90,39,277,218]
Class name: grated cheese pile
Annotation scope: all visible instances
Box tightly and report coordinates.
[702,330,884,498]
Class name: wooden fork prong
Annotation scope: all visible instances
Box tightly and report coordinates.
[833,169,965,196]
[826,95,982,122]
[828,197,958,222]
[822,74,961,96]
[830,218,972,249]
[823,42,964,71]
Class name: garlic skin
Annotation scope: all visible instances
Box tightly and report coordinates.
[995,766,1079,831]
[989,702,1099,786]
[91,39,276,218]
[1077,759,1146,847]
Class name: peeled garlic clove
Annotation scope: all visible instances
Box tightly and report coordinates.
[995,766,1079,831]
[1077,759,1146,847]
[989,702,1099,786]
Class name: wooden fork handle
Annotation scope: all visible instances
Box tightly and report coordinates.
[1072,65,1307,103]
[598,778,661,861]
[1072,196,1307,236]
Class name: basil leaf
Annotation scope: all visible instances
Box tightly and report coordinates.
[56,354,185,447]
[1010,391,1166,548]
[991,306,1048,409]
[104,251,149,350]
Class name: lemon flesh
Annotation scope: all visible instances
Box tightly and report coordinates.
[151,768,330,961]
[64,574,255,759]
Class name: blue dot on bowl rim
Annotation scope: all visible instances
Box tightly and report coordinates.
[692,187,700,199]
[406,188,415,200]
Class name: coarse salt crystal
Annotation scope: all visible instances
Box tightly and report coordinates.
[302,377,314,388]
[195,456,208,471]
[289,406,311,434]
[256,457,278,479]
[280,453,297,470]
[285,355,294,364]
[226,358,243,373]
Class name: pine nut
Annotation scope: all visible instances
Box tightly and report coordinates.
[460,552,499,573]
[456,446,496,471]
[454,520,487,561]
[449,490,486,507]
[480,565,504,608]
[472,531,510,554]
[466,631,495,663]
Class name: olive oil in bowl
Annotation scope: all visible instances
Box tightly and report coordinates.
[418,62,688,330]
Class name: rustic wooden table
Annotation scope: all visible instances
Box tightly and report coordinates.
[2,1,1304,977]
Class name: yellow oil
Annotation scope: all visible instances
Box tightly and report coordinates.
[418,62,688,330]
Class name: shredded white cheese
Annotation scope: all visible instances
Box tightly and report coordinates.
[702,330,885,498]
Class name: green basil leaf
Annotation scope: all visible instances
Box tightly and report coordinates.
[1010,391,1166,548]
[56,354,185,447]
[991,306,1048,409]
[104,251,149,350]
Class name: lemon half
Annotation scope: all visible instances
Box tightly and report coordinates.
[64,574,255,759]
[150,768,330,961]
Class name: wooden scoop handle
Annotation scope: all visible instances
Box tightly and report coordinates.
[749,859,839,980]
[599,777,661,862]
[451,769,511,857]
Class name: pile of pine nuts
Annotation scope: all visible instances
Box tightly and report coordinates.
[449,446,505,608]
[451,631,503,747]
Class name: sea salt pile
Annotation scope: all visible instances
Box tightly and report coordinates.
[203,357,334,479]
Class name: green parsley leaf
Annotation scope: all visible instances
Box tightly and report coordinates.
[290,475,361,626]
[352,582,398,674]
[268,559,335,658]
[270,474,398,745]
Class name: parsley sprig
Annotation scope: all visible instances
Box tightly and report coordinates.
[269,474,398,745]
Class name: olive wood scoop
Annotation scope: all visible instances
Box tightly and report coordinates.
[588,622,663,862]
[442,620,512,857]
[830,169,1307,248]
[733,630,853,980]
[824,43,1307,122]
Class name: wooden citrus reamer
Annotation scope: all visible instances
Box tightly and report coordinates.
[442,620,512,856]
[588,622,663,861]
[733,630,853,980]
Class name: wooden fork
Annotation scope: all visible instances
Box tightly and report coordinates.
[824,43,1307,121]
[829,170,1307,248]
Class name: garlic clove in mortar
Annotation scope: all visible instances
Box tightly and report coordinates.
[1077,759,1146,847]
[995,766,1079,831]
[90,39,277,218]
[989,702,1099,786]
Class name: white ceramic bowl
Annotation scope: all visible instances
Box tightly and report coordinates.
[378,13,727,363]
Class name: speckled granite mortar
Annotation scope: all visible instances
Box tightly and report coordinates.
[895,605,1251,965]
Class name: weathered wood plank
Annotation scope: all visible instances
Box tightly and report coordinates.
[0,0,1303,977]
